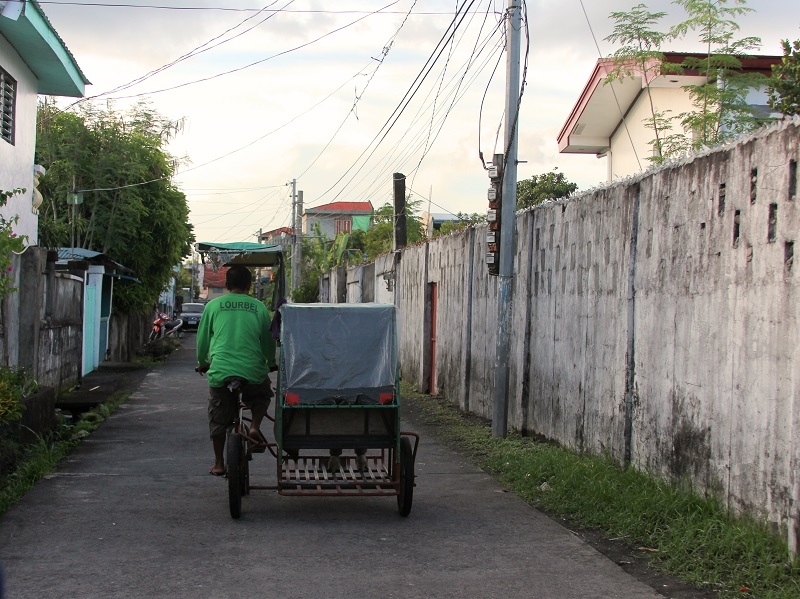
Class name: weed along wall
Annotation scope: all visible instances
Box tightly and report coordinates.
[328,117,800,554]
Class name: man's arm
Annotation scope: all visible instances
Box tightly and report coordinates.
[196,305,213,368]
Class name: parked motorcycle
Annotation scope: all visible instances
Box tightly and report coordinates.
[148,311,183,342]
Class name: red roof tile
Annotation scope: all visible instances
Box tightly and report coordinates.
[306,201,373,213]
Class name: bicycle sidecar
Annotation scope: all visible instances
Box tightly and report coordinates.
[194,241,417,519]
[276,303,418,517]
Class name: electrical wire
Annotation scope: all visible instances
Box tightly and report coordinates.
[408,186,476,220]
[55,1,509,237]
[577,0,643,172]
[95,0,293,99]
[57,0,292,114]
[293,0,420,181]
[100,1,400,101]
[361,6,502,195]
[172,62,381,179]
[38,1,488,14]
[201,186,290,240]
[307,0,482,207]
[410,0,498,187]
[331,10,504,206]
[65,4,398,195]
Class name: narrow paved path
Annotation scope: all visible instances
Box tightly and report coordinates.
[0,338,660,598]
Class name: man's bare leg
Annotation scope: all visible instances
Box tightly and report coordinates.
[211,434,226,475]
[248,403,268,442]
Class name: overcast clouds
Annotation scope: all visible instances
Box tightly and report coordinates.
[39,0,800,244]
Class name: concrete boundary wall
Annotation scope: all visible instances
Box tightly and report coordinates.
[333,119,799,552]
[0,247,83,392]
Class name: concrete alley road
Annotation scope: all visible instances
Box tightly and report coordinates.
[0,338,661,599]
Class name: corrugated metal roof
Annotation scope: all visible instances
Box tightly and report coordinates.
[56,247,131,272]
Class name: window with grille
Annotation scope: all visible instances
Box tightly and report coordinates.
[335,218,352,235]
[1,67,16,145]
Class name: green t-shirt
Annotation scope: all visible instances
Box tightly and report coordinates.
[196,293,276,388]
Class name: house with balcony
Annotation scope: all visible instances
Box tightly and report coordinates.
[557,52,780,182]
[0,0,89,243]
[302,201,373,239]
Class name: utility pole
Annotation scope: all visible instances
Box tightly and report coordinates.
[392,173,406,307]
[492,0,522,438]
[393,173,407,251]
[255,228,263,299]
[290,179,297,295]
[296,190,303,289]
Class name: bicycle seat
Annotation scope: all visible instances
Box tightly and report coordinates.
[224,377,248,392]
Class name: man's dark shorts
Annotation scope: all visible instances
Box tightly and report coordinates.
[208,379,273,438]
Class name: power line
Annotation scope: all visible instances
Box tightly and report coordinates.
[92,0,292,99]
[577,0,643,172]
[172,63,379,178]
[38,1,488,14]
[294,0,420,181]
[308,0,482,207]
[411,0,500,187]
[101,1,401,101]
[338,10,504,206]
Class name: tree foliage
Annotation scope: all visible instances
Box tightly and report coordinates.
[605,4,674,161]
[669,0,766,147]
[516,169,578,209]
[292,198,425,301]
[35,101,194,313]
[605,0,768,164]
[0,189,28,298]
[768,38,800,116]
[361,199,425,259]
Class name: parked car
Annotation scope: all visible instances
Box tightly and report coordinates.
[179,302,205,331]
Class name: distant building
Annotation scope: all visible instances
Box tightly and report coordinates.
[202,264,227,301]
[302,201,373,239]
[421,211,462,238]
[0,0,89,243]
[258,226,293,247]
[557,52,781,182]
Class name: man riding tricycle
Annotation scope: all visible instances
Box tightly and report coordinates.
[194,241,418,519]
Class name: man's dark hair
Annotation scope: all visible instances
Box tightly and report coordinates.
[225,265,252,291]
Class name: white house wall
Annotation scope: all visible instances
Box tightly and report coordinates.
[0,34,39,244]
[609,87,696,182]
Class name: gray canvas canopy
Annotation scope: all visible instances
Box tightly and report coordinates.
[280,303,398,404]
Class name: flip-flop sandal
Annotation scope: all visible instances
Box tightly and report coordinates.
[209,468,226,477]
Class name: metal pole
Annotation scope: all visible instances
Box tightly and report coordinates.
[290,179,297,295]
[392,173,406,312]
[296,190,303,288]
[492,0,522,438]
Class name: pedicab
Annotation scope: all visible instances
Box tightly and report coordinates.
[195,241,419,520]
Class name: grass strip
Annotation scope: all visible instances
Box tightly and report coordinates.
[0,390,130,516]
[403,384,800,599]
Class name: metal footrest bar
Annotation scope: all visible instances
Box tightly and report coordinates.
[278,455,399,497]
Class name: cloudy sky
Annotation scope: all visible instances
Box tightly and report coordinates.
[39,0,799,245]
